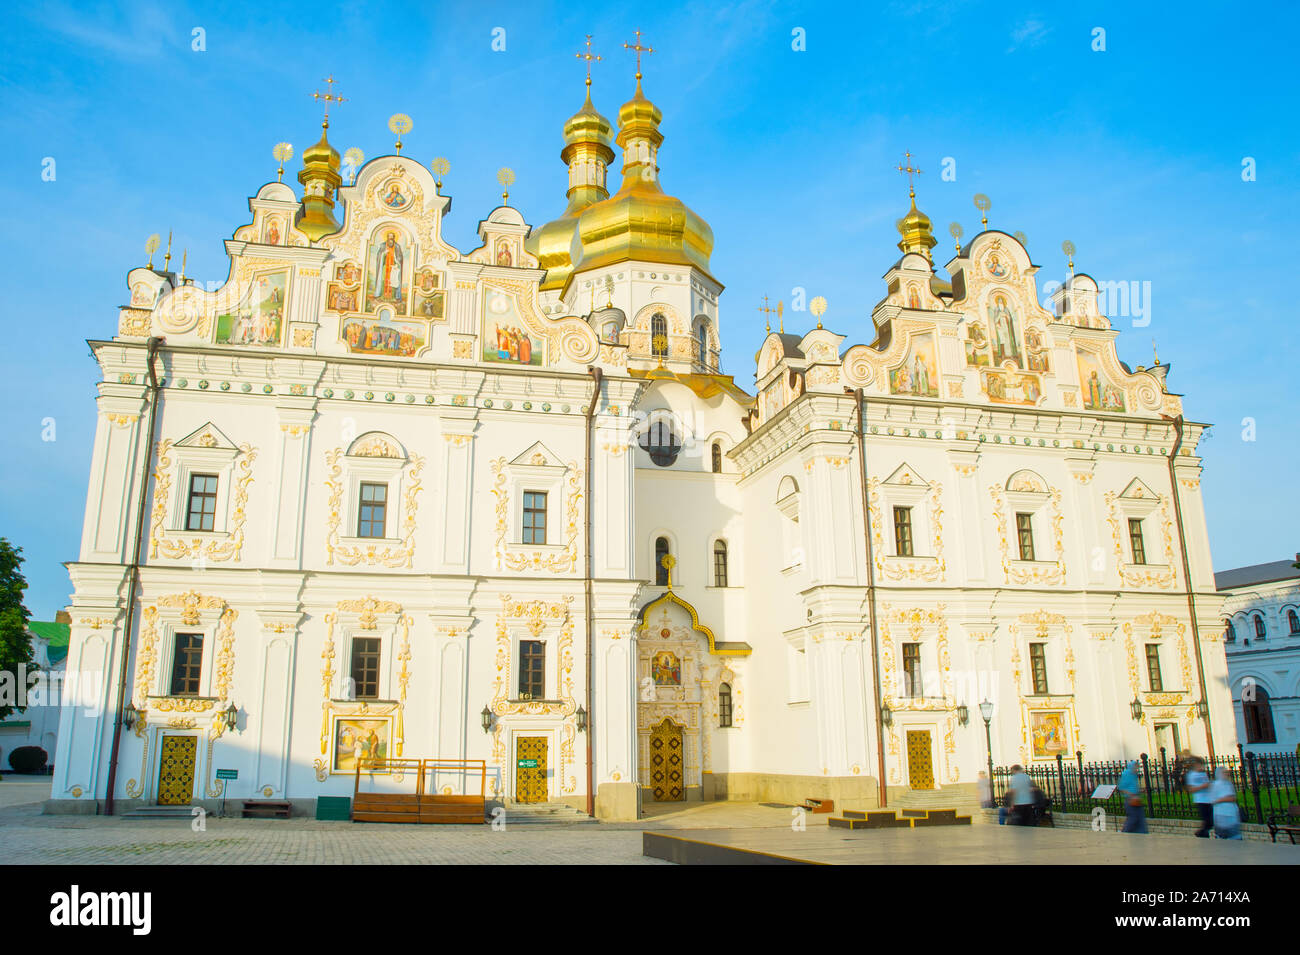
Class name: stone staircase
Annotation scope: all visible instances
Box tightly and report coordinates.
[891,787,976,812]
[828,807,972,830]
[494,802,598,825]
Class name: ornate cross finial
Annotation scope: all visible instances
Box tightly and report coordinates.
[758,295,776,334]
[313,75,346,128]
[623,30,653,81]
[576,34,601,87]
[896,151,923,199]
[661,554,676,590]
[777,299,784,334]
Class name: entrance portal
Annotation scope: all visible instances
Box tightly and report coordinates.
[650,718,684,801]
[515,736,548,803]
[156,734,197,805]
[906,730,935,790]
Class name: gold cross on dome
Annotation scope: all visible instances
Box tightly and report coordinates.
[313,74,347,126]
[623,30,653,80]
[758,295,777,333]
[896,151,923,199]
[661,554,676,590]
[576,35,601,87]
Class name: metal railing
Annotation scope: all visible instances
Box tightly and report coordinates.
[992,746,1300,825]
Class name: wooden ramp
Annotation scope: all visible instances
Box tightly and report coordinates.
[352,758,487,825]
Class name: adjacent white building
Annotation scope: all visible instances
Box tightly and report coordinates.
[1,617,69,771]
[1217,557,1300,755]
[50,68,1235,819]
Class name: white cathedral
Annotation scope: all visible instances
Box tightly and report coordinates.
[51,58,1235,820]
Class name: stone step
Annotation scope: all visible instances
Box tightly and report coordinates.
[121,806,199,819]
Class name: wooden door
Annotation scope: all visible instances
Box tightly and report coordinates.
[650,718,684,801]
[515,736,548,803]
[157,734,197,805]
[906,730,935,790]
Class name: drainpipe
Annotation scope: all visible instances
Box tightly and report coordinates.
[105,335,164,815]
[848,387,888,808]
[1165,414,1214,761]
[584,366,603,816]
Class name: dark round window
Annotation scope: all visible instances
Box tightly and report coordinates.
[639,416,681,466]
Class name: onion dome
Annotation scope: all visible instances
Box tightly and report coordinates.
[295,120,342,242]
[566,78,714,293]
[896,196,937,260]
[525,85,616,292]
[897,198,937,260]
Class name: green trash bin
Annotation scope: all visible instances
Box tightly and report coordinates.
[316,796,352,821]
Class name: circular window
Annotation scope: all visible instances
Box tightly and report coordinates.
[639,416,681,467]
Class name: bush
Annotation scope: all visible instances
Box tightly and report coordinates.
[7,746,48,773]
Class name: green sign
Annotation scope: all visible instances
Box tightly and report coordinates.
[517,759,538,769]
[215,769,238,780]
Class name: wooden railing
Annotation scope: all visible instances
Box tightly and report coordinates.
[351,757,488,824]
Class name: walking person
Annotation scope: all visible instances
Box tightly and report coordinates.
[1208,767,1243,840]
[1118,760,1147,833]
[1007,764,1036,827]
[977,771,993,809]
[1185,757,1213,838]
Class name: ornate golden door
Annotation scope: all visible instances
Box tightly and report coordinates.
[906,730,935,790]
[515,737,548,803]
[157,734,197,805]
[650,718,684,801]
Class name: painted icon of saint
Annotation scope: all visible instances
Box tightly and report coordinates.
[383,184,407,208]
[988,295,1022,366]
[370,232,405,307]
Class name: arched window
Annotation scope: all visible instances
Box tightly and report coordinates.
[711,441,722,474]
[1254,614,1267,640]
[718,683,733,728]
[654,537,670,586]
[697,323,708,364]
[1243,684,1276,743]
[638,415,681,467]
[1289,610,1299,634]
[651,312,668,357]
[1224,620,1236,643]
[713,540,728,587]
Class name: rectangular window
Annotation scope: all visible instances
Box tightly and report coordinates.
[902,643,922,698]
[357,483,388,539]
[1129,518,1147,565]
[718,686,733,728]
[893,506,914,558]
[169,633,204,696]
[518,640,545,700]
[1016,512,1036,562]
[713,542,728,587]
[1145,643,1163,692]
[350,636,381,700]
[1029,643,1049,695]
[185,474,218,532]
[522,491,547,545]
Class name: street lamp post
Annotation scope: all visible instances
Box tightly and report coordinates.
[980,700,995,805]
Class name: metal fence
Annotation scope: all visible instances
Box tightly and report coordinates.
[992,746,1300,825]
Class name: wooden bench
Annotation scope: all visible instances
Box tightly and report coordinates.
[1266,805,1300,844]
[242,799,292,819]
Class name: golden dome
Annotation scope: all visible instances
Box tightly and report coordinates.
[896,197,937,259]
[296,122,342,242]
[525,87,617,291]
[565,79,714,293]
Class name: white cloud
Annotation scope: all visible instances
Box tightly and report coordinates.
[1008,18,1052,52]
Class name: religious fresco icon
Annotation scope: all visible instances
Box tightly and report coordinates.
[327,284,359,313]
[366,229,411,314]
[981,367,1042,406]
[482,288,543,365]
[414,269,445,320]
[262,216,282,245]
[985,252,1009,278]
[1077,349,1126,411]
[652,651,682,686]
[1029,710,1070,760]
[987,294,1022,367]
[342,308,427,357]
[888,332,939,397]
[1024,325,1051,372]
[964,321,992,367]
[495,238,513,267]
[332,717,392,773]
[215,270,288,347]
[381,182,409,210]
[335,261,362,287]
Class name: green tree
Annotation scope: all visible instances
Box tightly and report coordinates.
[0,539,34,721]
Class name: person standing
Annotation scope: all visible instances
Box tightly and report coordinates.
[1185,757,1213,838]
[1209,767,1243,840]
[1118,760,1147,834]
[1007,765,1036,827]
[977,771,993,809]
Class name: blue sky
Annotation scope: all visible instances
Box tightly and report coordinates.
[1,1,1296,617]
